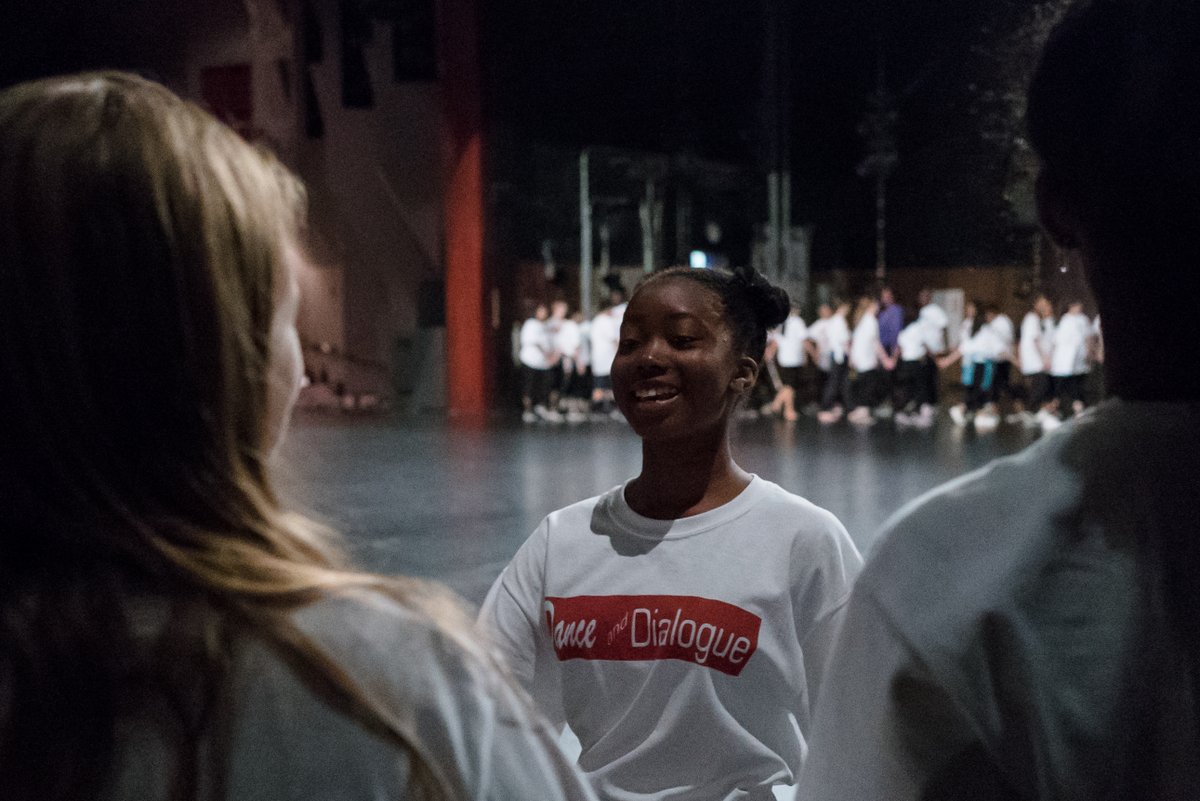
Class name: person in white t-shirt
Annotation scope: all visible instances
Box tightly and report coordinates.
[892,308,935,428]
[766,304,808,421]
[588,297,623,417]
[805,302,833,384]
[798,2,1200,796]
[816,300,853,424]
[482,266,862,801]
[1048,299,1092,425]
[939,302,1013,430]
[986,306,1016,417]
[845,296,895,426]
[1010,294,1056,425]
[519,302,561,423]
[915,289,949,409]
[550,300,589,422]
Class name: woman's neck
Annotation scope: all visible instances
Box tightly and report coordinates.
[625,426,752,520]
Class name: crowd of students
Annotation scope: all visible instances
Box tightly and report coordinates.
[3,1,1198,800]
[516,290,630,423]
[520,283,1105,436]
[758,287,1105,433]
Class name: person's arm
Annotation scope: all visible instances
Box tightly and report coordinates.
[797,589,989,801]
[261,590,597,801]
[478,522,567,729]
[937,347,962,371]
[764,337,780,365]
[876,342,897,371]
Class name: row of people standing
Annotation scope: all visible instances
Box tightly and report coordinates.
[763,286,1103,432]
[517,291,629,423]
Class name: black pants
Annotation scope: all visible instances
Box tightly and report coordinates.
[821,360,850,410]
[1055,374,1086,413]
[850,369,879,409]
[962,360,996,411]
[521,365,553,406]
[923,356,941,405]
[894,360,929,412]
[1023,372,1052,408]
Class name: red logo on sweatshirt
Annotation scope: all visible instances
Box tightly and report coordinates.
[543,595,761,677]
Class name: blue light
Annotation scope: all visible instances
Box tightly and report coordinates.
[689,250,709,269]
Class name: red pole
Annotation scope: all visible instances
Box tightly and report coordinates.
[438,0,491,417]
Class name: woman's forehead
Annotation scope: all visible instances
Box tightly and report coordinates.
[628,276,724,321]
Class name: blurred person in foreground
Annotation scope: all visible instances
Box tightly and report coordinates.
[798,1,1200,797]
[0,72,595,801]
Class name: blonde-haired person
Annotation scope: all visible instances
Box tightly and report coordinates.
[0,72,594,801]
[844,295,895,426]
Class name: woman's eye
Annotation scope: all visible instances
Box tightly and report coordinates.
[618,339,638,354]
[670,336,697,348]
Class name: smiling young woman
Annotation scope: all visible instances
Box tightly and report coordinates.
[481,265,862,801]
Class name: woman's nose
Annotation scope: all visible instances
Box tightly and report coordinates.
[636,339,666,371]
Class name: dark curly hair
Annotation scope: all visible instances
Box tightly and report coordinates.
[633,266,790,364]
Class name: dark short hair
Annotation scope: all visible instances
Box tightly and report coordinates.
[634,267,789,363]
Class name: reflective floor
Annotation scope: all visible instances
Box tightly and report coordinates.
[276,412,1041,607]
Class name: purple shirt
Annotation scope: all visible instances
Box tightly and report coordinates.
[878,303,903,352]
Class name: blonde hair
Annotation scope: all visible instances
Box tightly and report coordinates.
[0,72,473,800]
[850,296,876,329]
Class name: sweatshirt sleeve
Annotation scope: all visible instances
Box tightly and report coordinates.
[478,520,567,728]
[792,510,863,732]
[213,591,598,801]
[796,590,985,801]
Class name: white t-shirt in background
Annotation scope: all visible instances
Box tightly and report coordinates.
[555,318,582,370]
[589,311,621,378]
[1019,311,1054,376]
[918,303,948,354]
[520,318,554,370]
[1051,312,1092,376]
[825,314,851,364]
[772,314,808,368]
[897,321,928,362]
[806,319,832,371]
[849,314,881,372]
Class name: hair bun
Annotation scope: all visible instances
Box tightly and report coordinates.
[732,265,790,329]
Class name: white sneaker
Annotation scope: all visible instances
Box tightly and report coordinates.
[894,411,913,426]
[522,411,538,424]
[817,407,842,424]
[949,404,969,426]
[974,411,999,432]
[913,405,936,428]
[1040,414,1063,432]
[847,407,875,426]
[566,411,588,424]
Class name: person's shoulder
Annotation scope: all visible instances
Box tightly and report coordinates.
[752,479,854,544]
[294,587,476,679]
[545,487,612,529]
[856,432,1079,629]
[289,587,595,801]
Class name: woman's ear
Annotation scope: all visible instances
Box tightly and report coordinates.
[731,357,759,393]
[1036,171,1082,249]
